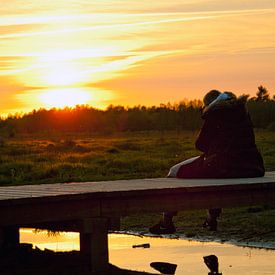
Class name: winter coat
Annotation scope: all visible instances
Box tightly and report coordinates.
[177,96,265,178]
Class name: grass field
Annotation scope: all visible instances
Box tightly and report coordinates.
[0,130,202,185]
[0,130,275,245]
[1,130,274,185]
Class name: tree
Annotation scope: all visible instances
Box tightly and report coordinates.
[255,85,270,101]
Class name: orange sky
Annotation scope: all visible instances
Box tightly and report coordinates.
[1,1,275,116]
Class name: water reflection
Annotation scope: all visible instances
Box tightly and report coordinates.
[20,228,80,251]
[20,229,275,275]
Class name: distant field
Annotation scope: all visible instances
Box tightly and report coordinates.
[0,130,274,185]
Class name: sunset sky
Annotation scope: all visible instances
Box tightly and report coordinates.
[1,0,275,116]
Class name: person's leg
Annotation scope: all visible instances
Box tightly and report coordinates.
[163,211,177,225]
[203,208,222,231]
[149,211,176,234]
[176,155,206,178]
[176,156,223,230]
[167,156,201,178]
[150,156,201,234]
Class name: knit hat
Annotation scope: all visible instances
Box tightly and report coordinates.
[203,90,221,106]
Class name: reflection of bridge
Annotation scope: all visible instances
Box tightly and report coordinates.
[1,172,275,273]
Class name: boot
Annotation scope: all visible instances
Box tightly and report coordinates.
[203,208,221,231]
[149,220,176,234]
[202,218,217,231]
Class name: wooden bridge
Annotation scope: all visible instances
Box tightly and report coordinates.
[1,172,275,273]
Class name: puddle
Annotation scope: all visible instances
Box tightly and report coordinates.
[20,229,275,274]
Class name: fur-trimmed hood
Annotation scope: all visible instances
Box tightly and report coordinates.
[202,93,247,118]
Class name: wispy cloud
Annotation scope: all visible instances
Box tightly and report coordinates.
[1,8,275,39]
[0,15,215,39]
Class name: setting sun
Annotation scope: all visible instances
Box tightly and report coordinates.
[40,88,91,108]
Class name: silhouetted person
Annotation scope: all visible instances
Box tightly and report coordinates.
[150,90,265,234]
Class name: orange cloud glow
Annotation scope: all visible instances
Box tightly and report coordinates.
[0,1,275,116]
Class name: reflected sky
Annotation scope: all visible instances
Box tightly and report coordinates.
[1,1,275,116]
[20,229,275,275]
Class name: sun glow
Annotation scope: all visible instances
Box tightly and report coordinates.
[42,65,87,86]
[38,51,91,86]
[40,88,91,108]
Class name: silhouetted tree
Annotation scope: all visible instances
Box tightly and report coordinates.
[255,85,270,101]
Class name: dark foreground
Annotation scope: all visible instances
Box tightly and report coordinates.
[0,244,157,275]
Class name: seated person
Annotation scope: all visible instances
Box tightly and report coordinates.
[150,90,265,234]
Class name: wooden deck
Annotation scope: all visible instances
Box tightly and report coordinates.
[1,172,275,273]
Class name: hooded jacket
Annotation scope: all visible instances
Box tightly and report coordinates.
[193,94,265,178]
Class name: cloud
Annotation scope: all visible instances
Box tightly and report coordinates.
[1,7,274,41]
[0,14,217,39]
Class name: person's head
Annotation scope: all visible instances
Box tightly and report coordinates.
[223,91,237,100]
[203,90,221,107]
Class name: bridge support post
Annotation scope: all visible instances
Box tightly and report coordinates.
[80,218,109,273]
[0,226,19,250]
[0,228,3,249]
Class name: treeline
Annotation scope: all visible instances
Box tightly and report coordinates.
[1,86,275,135]
[0,101,203,135]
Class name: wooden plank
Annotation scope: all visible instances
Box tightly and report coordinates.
[0,173,274,226]
[101,187,275,216]
[23,217,120,233]
[0,172,274,206]
[0,199,101,227]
